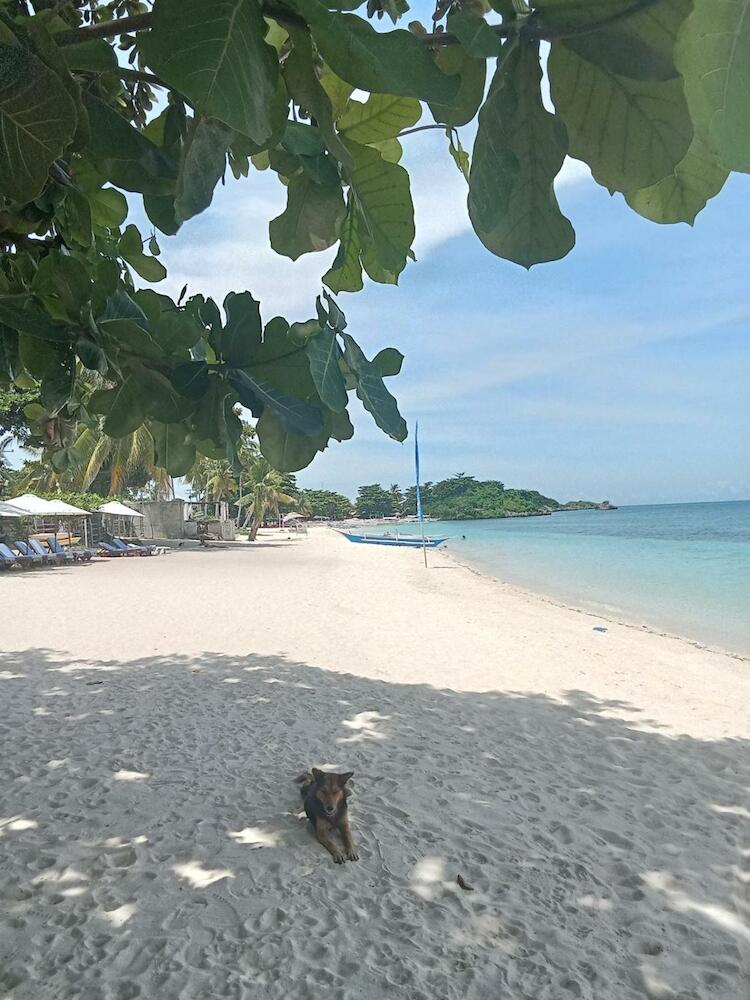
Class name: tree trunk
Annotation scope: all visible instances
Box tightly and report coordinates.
[249,518,260,541]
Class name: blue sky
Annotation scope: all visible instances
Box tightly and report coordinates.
[154,122,750,506]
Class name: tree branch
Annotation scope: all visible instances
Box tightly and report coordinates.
[117,67,168,90]
[55,12,153,46]
[398,124,446,137]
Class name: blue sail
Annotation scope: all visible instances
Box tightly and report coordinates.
[415,421,423,521]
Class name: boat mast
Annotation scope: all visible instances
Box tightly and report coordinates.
[415,421,427,567]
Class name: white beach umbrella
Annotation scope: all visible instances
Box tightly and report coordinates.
[98,501,144,517]
[0,500,29,517]
[7,493,90,515]
[282,512,304,522]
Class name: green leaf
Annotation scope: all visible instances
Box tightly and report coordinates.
[305,327,348,412]
[19,334,65,380]
[151,421,197,476]
[329,407,354,441]
[429,44,486,127]
[447,11,502,59]
[0,296,70,342]
[103,375,147,437]
[531,0,666,35]
[283,121,326,157]
[283,27,352,168]
[119,224,168,283]
[76,336,108,373]
[469,42,575,268]
[61,38,118,73]
[40,352,75,415]
[339,93,421,144]
[372,347,403,377]
[175,118,232,223]
[625,132,729,224]
[322,291,346,331]
[221,292,262,367]
[676,0,750,172]
[84,92,177,194]
[548,35,693,191]
[60,185,93,247]
[0,42,77,202]
[269,175,346,260]
[89,187,128,228]
[323,198,364,293]
[292,0,459,103]
[346,140,414,279]
[171,361,210,399]
[140,0,285,146]
[447,129,470,180]
[342,332,407,441]
[32,252,91,322]
[229,368,325,436]
[563,26,677,82]
[256,408,328,472]
[143,193,181,236]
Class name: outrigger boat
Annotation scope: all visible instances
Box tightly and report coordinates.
[338,530,447,548]
[338,423,447,555]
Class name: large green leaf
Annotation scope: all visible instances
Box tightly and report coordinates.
[151,421,196,476]
[171,361,210,399]
[103,376,147,437]
[625,132,729,223]
[428,45,486,128]
[118,225,167,282]
[269,175,346,260]
[221,292,263,367]
[0,42,77,202]
[84,93,177,194]
[40,352,75,415]
[469,42,575,268]
[283,27,352,168]
[347,140,414,279]
[447,11,502,59]
[61,38,118,73]
[323,197,364,293]
[32,252,91,322]
[548,36,693,191]
[228,368,325,436]
[305,327,348,412]
[140,0,284,146]
[256,408,328,472]
[175,118,232,224]
[339,93,421,144]
[0,296,70,342]
[531,0,665,35]
[676,0,750,173]
[372,347,404,377]
[342,333,406,441]
[292,0,459,103]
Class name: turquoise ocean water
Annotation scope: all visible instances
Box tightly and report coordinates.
[424,502,750,656]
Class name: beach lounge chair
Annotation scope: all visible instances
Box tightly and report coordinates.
[98,540,127,557]
[14,540,51,565]
[45,536,93,562]
[0,542,32,567]
[112,537,152,555]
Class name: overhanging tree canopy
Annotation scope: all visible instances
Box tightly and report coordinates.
[0,0,743,475]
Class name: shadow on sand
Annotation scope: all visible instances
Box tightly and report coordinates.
[0,648,747,1000]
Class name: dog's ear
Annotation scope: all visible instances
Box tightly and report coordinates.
[338,771,354,786]
[311,767,325,784]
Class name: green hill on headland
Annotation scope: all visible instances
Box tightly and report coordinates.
[302,477,614,521]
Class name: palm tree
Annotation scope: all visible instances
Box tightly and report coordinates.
[239,459,297,540]
[73,424,172,497]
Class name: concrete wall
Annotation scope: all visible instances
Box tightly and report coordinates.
[183,518,235,541]
[135,500,185,540]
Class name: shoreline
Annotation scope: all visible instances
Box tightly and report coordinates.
[440,542,750,664]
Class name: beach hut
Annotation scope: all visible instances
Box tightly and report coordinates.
[0,501,29,517]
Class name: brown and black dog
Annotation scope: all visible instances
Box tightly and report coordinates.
[297,768,358,864]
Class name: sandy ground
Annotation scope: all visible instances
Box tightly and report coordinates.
[0,528,748,1000]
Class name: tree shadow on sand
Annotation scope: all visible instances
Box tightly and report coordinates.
[0,648,747,1000]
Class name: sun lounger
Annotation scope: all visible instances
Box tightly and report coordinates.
[28,538,64,564]
[11,539,47,566]
[98,540,128,556]
[45,536,93,562]
[0,542,32,567]
[112,537,152,555]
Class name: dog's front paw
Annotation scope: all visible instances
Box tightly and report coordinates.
[346,850,359,862]
[332,851,346,864]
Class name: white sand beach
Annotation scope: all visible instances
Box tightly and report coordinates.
[1,528,748,1000]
